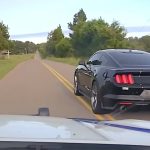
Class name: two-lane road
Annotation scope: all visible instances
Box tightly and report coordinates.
[0,55,150,121]
[0,56,95,119]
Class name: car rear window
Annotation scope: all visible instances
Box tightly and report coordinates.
[110,51,150,66]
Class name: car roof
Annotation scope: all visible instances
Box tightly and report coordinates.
[98,49,148,54]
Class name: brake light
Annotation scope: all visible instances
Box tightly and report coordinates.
[115,75,122,84]
[128,74,134,84]
[122,74,128,84]
[115,74,134,85]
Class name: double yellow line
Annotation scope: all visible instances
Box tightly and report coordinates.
[41,61,115,121]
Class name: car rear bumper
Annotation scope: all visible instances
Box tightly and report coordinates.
[102,94,150,109]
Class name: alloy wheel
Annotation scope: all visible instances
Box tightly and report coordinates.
[91,84,98,110]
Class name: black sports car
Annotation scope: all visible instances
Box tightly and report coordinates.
[74,49,150,114]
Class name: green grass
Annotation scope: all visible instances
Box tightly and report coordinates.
[0,54,34,79]
[47,56,83,66]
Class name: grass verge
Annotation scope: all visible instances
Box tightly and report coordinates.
[0,54,34,79]
[47,56,83,66]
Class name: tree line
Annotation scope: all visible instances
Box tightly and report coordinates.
[39,9,150,58]
[0,22,10,51]
[0,22,36,55]
[11,40,37,54]
[1,9,150,57]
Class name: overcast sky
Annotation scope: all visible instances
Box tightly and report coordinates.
[1,0,150,43]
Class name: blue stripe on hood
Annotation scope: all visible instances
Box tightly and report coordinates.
[72,118,150,134]
[104,123,150,134]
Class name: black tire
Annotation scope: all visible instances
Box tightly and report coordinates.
[74,74,82,96]
[91,82,109,114]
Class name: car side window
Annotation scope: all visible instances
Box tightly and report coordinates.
[87,53,102,65]
[100,55,115,66]
[88,54,96,63]
[99,55,107,66]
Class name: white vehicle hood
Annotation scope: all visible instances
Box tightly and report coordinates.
[0,115,149,146]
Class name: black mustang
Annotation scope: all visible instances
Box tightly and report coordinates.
[74,49,150,114]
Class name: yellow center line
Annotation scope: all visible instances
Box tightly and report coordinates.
[45,64,74,88]
[41,61,115,121]
[104,114,116,121]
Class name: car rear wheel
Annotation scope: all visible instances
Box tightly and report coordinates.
[74,75,82,96]
[91,82,109,114]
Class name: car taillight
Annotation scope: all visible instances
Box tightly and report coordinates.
[128,74,134,84]
[115,74,134,85]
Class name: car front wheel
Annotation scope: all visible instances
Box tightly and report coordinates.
[74,75,82,96]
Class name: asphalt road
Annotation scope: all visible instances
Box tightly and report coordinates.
[0,54,150,121]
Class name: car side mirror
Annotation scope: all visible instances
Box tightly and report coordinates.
[79,60,86,66]
[92,60,102,65]
[86,61,92,65]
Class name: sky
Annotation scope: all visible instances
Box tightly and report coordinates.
[1,0,150,43]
